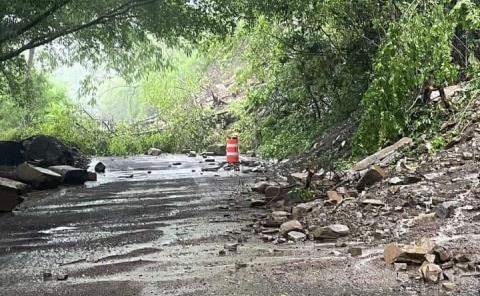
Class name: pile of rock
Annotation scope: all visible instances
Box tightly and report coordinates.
[0,136,97,213]
[384,238,475,290]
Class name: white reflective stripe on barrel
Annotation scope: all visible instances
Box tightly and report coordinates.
[226,144,239,148]
[227,152,239,156]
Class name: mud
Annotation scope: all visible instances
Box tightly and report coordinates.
[0,154,476,295]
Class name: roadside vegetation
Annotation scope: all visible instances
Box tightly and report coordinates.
[1,0,480,163]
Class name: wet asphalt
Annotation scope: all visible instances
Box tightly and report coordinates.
[0,155,477,296]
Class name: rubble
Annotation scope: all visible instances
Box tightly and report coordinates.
[16,163,62,190]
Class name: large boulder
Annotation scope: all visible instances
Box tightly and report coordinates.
[0,141,24,166]
[49,165,88,185]
[22,135,88,168]
[207,144,227,156]
[16,163,62,189]
[0,177,29,212]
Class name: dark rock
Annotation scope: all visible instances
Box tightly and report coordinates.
[15,163,62,190]
[356,166,387,191]
[265,186,281,198]
[94,162,106,173]
[86,171,97,181]
[0,141,24,166]
[22,135,88,168]
[49,165,88,185]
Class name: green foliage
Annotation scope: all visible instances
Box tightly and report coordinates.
[354,1,473,154]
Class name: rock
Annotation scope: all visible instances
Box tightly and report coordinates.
[352,137,413,171]
[327,191,343,204]
[272,211,290,223]
[22,135,87,168]
[252,182,273,194]
[94,162,106,173]
[48,165,88,185]
[15,163,62,190]
[384,238,435,265]
[235,262,247,270]
[348,247,362,257]
[250,199,267,207]
[56,273,68,281]
[356,165,387,191]
[201,166,221,172]
[188,151,197,157]
[0,141,24,166]
[279,220,303,235]
[454,254,470,263]
[224,243,239,252]
[443,269,455,281]
[288,231,307,242]
[361,199,385,206]
[0,177,29,195]
[462,152,474,160]
[0,177,26,211]
[207,144,226,156]
[442,281,456,291]
[289,172,309,184]
[218,250,226,256]
[394,263,407,271]
[86,171,97,181]
[440,261,454,270]
[147,148,162,156]
[419,262,443,283]
[292,200,322,219]
[311,224,350,240]
[435,201,459,219]
[425,254,436,263]
[205,158,216,163]
[388,175,422,185]
[265,186,281,198]
[434,246,451,263]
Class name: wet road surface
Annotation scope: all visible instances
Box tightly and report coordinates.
[0,155,473,295]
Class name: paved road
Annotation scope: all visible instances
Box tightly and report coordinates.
[1,155,474,296]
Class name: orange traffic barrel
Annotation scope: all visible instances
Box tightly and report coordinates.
[226,136,240,164]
